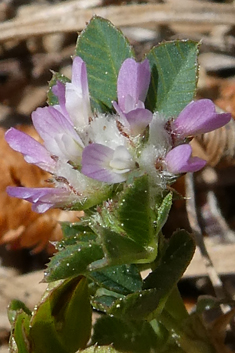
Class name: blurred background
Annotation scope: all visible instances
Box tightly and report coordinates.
[1,0,235,351]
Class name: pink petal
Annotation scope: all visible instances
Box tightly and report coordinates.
[125,108,153,135]
[7,186,72,213]
[117,58,151,111]
[113,102,153,136]
[52,81,70,121]
[173,99,231,137]
[72,57,89,97]
[5,128,56,173]
[65,56,91,127]
[165,144,207,173]
[81,144,128,183]
[32,106,83,160]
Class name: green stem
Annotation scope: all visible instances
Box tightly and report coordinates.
[164,286,189,322]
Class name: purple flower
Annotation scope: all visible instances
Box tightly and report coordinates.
[5,128,56,174]
[4,56,112,212]
[81,143,135,183]
[6,53,230,214]
[116,58,150,110]
[64,56,92,128]
[171,99,231,139]
[32,106,84,164]
[113,58,152,135]
[52,80,70,120]
[165,144,207,174]
[6,186,78,213]
[52,56,91,129]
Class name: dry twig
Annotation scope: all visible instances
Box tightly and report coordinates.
[0,1,235,43]
[185,172,228,302]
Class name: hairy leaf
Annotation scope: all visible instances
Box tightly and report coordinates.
[108,230,195,320]
[76,16,133,112]
[146,40,199,117]
[45,242,104,282]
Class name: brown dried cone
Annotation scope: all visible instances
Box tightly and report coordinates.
[0,125,82,253]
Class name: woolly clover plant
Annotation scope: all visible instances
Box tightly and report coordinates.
[6,17,232,353]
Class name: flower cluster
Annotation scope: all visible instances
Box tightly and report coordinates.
[5,57,231,213]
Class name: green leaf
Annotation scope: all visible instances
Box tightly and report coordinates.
[68,184,114,212]
[116,175,155,247]
[61,223,94,240]
[90,264,142,295]
[155,192,173,235]
[58,223,97,249]
[9,311,31,353]
[44,242,104,282]
[146,40,199,116]
[96,227,155,268]
[82,346,120,353]
[75,16,134,112]
[159,310,216,353]
[92,291,122,312]
[149,319,181,353]
[30,296,68,353]
[164,287,189,322]
[108,230,195,320]
[30,277,92,353]
[92,316,158,353]
[51,277,92,351]
[196,296,220,314]
[8,299,31,326]
[110,288,162,321]
[47,72,70,106]
[143,230,195,292]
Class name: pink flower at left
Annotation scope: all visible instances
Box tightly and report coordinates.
[5,56,155,213]
[5,57,111,212]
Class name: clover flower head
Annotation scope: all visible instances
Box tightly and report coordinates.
[5,55,231,212]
